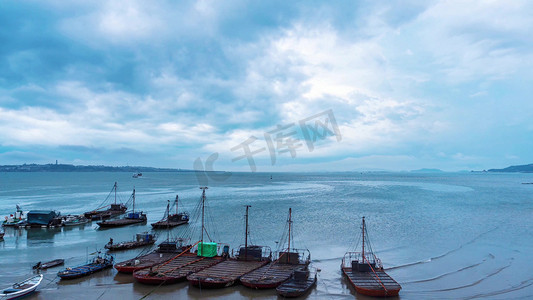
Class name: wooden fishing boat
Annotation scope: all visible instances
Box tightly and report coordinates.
[84,182,127,220]
[151,195,189,229]
[276,266,317,298]
[341,217,401,297]
[97,189,146,228]
[115,239,190,273]
[105,232,156,251]
[57,253,114,280]
[241,208,310,289]
[134,188,226,285]
[187,205,271,289]
[33,259,65,270]
[0,274,43,300]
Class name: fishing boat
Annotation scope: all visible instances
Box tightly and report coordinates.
[0,274,43,300]
[115,239,192,274]
[57,253,114,280]
[62,215,89,226]
[134,188,225,285]
[151,195,189,229]
[97,188,146,228]
[133,172,142,178]
[341,217,401,297]
[33,259,65,270]
[241,208,311,289]
[105,232,156,251]
[276,266,317,298]
[84,182,128,221]
[187,205,271,289]
[2,205,26,227]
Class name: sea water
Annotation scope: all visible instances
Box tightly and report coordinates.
[0,171,532,299]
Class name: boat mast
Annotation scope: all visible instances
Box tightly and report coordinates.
[175,195,179,215]
[362,216,365,263]
[200,187,208,244]
[244,205,251,260]
[166,199,170,241]
[288,208,292,262]
[132,188,136,213]
[114,182,117,205]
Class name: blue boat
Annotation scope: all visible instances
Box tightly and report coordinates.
[57,253,114,280]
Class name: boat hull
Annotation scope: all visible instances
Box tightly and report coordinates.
[150,220,188,228]
[342,267,401,297]
[0,274,43,300]
[97,219,146,228]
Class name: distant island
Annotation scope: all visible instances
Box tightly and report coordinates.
[0,163,187,172]
[488,163,533,173]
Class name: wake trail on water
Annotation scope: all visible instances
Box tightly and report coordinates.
[467,277,533,299]
[403,254,494,284]
[419,259,512,293]
[386,227,498,271]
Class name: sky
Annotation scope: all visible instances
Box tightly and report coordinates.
[1,0,532,172]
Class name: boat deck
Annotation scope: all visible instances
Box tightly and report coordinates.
[97,218,145,227]
[134,253,222,284]
[240,262,303,289]
[187,259,269,288]
[115,252,177,273]
[342,267,401,296]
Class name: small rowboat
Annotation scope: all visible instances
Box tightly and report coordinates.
[58,253,114,280]
[276,267,317,298]
[0,274,43,300]
[33,259,65,270]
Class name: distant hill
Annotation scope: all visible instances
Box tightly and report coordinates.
[409,168,444,173]
[0,163,188,172]
[488,164,533,173]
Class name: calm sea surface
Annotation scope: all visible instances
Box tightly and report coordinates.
[1,171,532,299]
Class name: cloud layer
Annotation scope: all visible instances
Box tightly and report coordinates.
[1,1,532,171]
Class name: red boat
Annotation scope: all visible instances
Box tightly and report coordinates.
[341,217,401,297]
[240,208,311,289]
[115,240,189,273]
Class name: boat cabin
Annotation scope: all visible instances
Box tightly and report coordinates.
[27,210,60,226]
[278,251,301,264]
[237,245,267,261]
[352,259,377,272]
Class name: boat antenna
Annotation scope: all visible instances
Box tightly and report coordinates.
[244,205,251,260]
[199,187,208,244]
[287,208,292,263]
[362,216,365,264]
[114,182,117,205]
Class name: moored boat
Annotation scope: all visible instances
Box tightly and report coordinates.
[33,259,65,270]
[341,217,401,297]
[26,210,62,227]
[62,215,89,226]
[0,274,43,300]
[84,182,128,221]
[241,208,310,289]
[187,205,271,289]
[134,188,226,285]
[2,205,26,227]
[58,253,114,280]
[151,195,189,229]
[97,188,146,228]
[115,239,191,273]
[276,266,317,298]
[105,232,156,251]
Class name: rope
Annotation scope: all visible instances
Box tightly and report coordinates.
[366,259,388,295]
